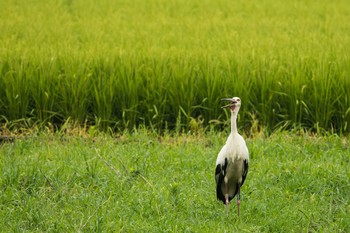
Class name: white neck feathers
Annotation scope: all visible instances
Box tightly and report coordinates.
[231,111,238,134]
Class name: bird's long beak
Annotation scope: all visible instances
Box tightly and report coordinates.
[221,98,236,109]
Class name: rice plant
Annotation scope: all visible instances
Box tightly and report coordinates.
[0,0,349,133]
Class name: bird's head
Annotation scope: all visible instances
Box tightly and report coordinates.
[221,97,241,113]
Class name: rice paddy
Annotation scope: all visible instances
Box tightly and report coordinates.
[1,1,350,231]
[1,0,349,134]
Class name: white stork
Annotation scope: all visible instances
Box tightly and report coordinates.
[215,97,249,216]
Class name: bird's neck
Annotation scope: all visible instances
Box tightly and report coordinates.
[231,111,238,134]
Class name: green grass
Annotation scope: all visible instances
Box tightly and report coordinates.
[0,131,349,232]
[1,0,350,133]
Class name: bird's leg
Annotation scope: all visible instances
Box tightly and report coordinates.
[225,183,229,217]
[237,185,241,217]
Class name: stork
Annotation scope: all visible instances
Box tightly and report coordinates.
[215,97,249,217]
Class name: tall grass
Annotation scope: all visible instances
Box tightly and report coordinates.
[0,0,349,133]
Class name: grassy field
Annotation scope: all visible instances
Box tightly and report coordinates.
[1,0,350,133]
[0,130,349,232]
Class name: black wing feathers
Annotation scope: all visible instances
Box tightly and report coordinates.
[215,164,225,203]
[215,158,228,204]
[241,159,249,187]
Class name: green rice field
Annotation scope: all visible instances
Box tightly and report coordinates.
[0,0,349,134]
[1,1,350,231]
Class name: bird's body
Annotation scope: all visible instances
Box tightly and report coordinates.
[216,133,249,203]
[215,97,249,216]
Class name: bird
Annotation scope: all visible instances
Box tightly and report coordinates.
[215,97,249,217]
